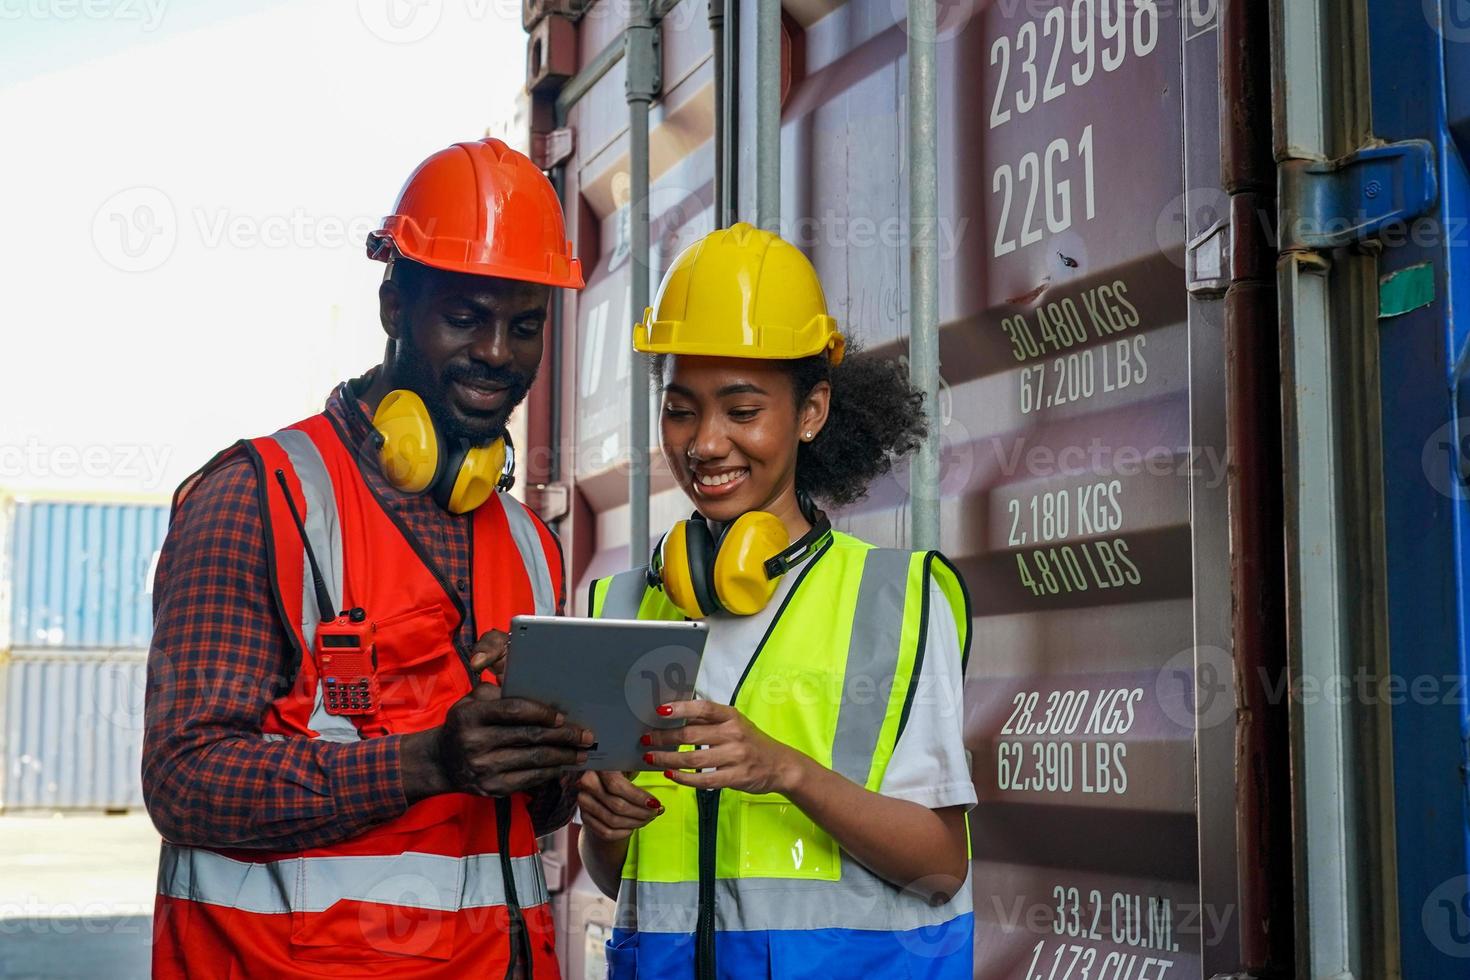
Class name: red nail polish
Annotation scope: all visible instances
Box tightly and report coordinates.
[645,798,661,810]
[656,704,674,716]
[643,752,655,765]
[640,734,652,746]
[663,770,674,779]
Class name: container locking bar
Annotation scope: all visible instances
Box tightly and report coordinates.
[1278,139,1437,253]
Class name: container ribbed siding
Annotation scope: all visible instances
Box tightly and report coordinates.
[1,651,147,811]
[541,0,1247,972]
[4,500,169,650]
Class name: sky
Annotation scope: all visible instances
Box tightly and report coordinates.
[0,0,532,500]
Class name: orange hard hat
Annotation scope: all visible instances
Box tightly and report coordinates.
[367,138,584,289]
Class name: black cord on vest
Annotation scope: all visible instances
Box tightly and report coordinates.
[274,468,336,623]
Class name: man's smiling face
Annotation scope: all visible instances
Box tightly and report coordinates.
[380,259,551,446]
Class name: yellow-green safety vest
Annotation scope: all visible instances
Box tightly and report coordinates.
[589,530,975,980]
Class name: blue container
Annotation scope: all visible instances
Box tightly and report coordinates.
[1,652,147,810]
[4,500,170,650]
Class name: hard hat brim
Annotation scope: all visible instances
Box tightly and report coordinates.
[633,316,845,366]
[367,221,585,289]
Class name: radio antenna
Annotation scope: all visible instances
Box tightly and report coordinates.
[274,469,336,623]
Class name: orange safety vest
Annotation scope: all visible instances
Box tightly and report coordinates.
[152,413,566,979]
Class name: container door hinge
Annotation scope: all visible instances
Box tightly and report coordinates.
[532,127,575,171]
[525,482,571,524]
[1279,139,1437,253]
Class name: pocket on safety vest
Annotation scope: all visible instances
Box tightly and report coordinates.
[371,604,466,733]
[737,797,840,880]
[606,931,639,979]
[287,805,466,968]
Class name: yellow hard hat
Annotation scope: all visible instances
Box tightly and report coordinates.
[634,223,846,365]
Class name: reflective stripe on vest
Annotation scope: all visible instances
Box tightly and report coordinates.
[154,415,566,979]
[591,532,973,973]
[264,427,559,741]
[269,427,357,743]
[593,566,660,620]
[158,842,550,914]
[613,865,973,934]
[593,541,970,790]
[500,493,557,616]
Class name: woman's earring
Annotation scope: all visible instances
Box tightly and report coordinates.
[804,431,814,441]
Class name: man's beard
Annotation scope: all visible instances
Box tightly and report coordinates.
[392,336,536,446]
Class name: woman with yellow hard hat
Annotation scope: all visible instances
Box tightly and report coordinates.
[576,223,975,979]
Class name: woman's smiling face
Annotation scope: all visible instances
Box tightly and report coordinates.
[658,354,829,525]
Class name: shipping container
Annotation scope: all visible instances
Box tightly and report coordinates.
[518,0,1470,975]
[2,498,169,651]
[1,650,148,811]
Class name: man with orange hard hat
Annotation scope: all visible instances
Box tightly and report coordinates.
[144,139,586,978]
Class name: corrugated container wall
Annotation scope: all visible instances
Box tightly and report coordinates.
[534,0,1291,973]
[1,652,148,811]
[2,499,169,651]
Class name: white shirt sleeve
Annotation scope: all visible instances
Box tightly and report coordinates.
[876,581,976,811]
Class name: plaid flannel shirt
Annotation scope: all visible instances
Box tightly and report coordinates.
[143,373,574,850]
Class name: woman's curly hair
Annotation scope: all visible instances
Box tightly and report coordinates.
[653,341,928,507]
[786,342,928,506]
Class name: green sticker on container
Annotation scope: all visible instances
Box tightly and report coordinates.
[1379,262,1436,319]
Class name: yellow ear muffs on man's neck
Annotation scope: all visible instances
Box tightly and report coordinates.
[370,388,513,514]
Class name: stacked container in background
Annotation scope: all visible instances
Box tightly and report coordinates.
[0,496,168,811]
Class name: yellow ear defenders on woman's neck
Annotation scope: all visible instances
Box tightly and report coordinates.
[370,389,515,514]
[647,493,833,618]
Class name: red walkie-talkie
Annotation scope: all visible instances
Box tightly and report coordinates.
[275,470,380,717]
[316,608,380,716]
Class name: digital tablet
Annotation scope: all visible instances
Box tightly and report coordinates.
[502,615,708,771]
